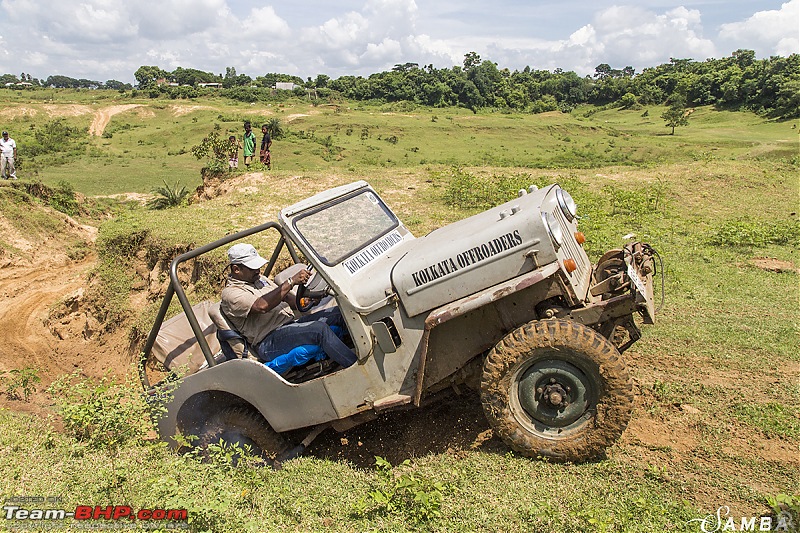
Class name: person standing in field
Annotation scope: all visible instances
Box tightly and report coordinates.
[228,135,240,169]
[260,124,272,170]
[242,121,257,168]
[0,131,17,180]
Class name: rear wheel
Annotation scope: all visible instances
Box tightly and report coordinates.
[198,407,287,464]
[480,319,634,462]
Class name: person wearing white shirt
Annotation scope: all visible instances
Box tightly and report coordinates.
[0,131,17,180]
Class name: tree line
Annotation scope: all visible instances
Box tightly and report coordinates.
[3,49,798,118]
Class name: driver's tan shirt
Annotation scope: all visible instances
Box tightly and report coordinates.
[221,276,294,345]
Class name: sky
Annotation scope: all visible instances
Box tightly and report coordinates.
[0,0,797,84]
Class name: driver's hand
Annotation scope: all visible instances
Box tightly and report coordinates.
[292,268,311,286]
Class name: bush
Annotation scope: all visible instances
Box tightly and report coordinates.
[48,371,160,449]
[0,366,41,401]
[147,179,190,209]
[354,456,452,523]
[49,180,80,216]
[709,218,800,247]
[26,118,86,157]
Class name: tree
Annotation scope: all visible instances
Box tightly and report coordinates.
[264,118,284,139]
[134,65,169,88]
[313,74,330,88]
[661,96,689,134]
[104,80,132,91]
[463,52,482,70]
[594,63,612,79]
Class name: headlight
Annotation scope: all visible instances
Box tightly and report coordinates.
[541,211,564,249]
[556,188,577,221]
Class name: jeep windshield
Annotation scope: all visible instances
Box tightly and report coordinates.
[293,190,400,266]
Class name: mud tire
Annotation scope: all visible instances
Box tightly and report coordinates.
[480,319,633,462]
[198,406,287,462]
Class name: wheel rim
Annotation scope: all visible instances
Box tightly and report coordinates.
[514,357,596,433]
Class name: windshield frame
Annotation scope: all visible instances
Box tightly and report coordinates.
[291,189,400,267]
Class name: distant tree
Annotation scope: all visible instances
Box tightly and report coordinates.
[45,75,80,88]
[313,74,330,88]
[104,80,132,91]
[173,67,219,86]
[392,62,419,73]
[732,49,756,68]
[594,63,612,79]
[463,52,482,70]
[661,96,689,134]
[0,73,18,85]
[134,65,169,88]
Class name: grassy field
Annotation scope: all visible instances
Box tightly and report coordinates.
[0,91,798,532]
[1,92,796,195]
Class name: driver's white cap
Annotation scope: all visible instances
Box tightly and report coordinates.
[227,243,267,270]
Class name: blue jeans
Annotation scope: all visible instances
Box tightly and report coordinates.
[256,307,357,369]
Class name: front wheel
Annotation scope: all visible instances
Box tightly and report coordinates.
[198,407,287,463]
[480,319,634,462]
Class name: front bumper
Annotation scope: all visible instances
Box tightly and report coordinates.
[568,242,657,349]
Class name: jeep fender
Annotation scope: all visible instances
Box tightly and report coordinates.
[157,358,337,446]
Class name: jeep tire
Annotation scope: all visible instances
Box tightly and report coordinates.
[198,406,287,462]
[480,319,634,462]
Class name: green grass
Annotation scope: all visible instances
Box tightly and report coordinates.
[3,94,797,196]
[1,92,798,531]
[0,407,698,532]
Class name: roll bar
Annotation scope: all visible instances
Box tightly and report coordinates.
[139,222,300,389]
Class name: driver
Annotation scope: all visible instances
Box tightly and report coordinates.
[220,243,357,371]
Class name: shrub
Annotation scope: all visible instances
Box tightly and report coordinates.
[48,371,160,449]
[354,456,451,523]
[709,218,800,247]
[0,366,41,401]
[49,180,80,216]
[148,180,190,210]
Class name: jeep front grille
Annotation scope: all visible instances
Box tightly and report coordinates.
[554,209,591,298]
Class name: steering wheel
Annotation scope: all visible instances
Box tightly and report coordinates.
[295,269,331,312]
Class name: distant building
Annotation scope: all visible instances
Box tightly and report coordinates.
[275,82,298,91]
[198,82,222,88]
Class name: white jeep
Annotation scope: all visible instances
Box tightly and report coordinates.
[141,180,658,463]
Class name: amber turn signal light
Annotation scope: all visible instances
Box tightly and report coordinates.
[563,258,578,273]
[574,232,586,245]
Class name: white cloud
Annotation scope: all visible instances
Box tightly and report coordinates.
[587,5,716,69]
[0,0,795,83]
[718,0,799,57]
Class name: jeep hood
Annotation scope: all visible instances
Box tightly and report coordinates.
[391,186,554,317]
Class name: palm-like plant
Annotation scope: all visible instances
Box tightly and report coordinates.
[147,180,190,209]
[265,117,284,138]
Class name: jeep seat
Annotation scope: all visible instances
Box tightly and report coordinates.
[207,301,333,379]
